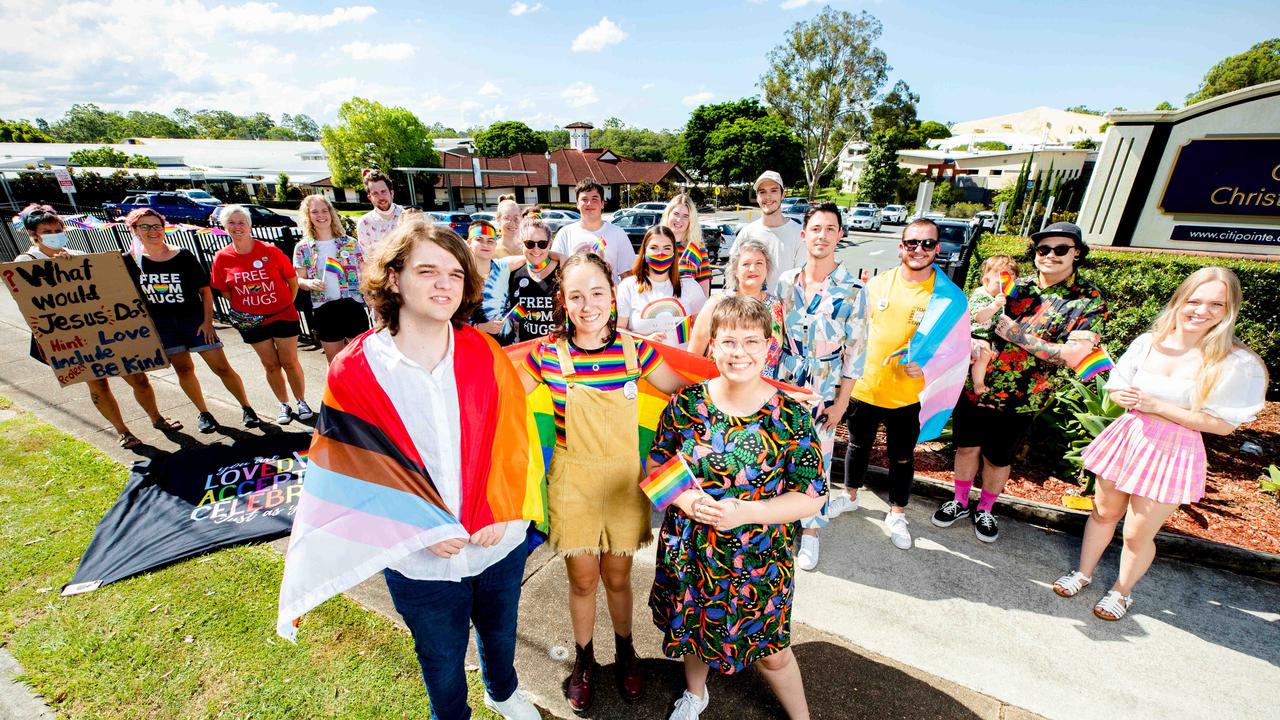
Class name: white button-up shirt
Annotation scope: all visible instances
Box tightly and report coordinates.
[364,327,528,582]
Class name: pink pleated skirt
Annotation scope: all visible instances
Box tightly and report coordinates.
[1082,411,1206,505]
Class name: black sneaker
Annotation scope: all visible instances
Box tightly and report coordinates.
[196,412,218,434]
[242,406,261,428]
[931,500,970,528]
[973,510,1000,542]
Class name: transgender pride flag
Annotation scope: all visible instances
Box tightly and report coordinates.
[905,269,971,442]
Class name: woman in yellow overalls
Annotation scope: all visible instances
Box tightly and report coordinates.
[520,251,689,711]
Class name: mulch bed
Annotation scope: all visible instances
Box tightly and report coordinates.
[837,402,1280,556]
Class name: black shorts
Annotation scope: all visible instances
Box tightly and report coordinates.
[238,319,301,346]
[313,297,370,343]
[950,393,1034,467]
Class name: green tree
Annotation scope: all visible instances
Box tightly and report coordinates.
[760,7,890,195]
[281,113,320,140]
[1153,100,1176,111]
[1074,138,1098,149]
[475,121,548,156]
[1065,105,1104,115]
[44,103,129,142]
[704,115,803,185]
[537,129,570,152]
[974,141,1010,151]
[869,80,918,136]
[930,180,960,208]
[0,119,53,142]
[68,147,157,168]
[275,172,290,203]
[914,120,950,142]
[856,129,909,204]
[679,98,772,177]
[1186,38,1280,104]
[590,122,680,162]
[321,97,439,189]
[123,111,194,138]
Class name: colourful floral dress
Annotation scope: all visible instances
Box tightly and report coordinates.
[648,383,826,674]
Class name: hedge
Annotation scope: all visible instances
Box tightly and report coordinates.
[967,234,1280,397]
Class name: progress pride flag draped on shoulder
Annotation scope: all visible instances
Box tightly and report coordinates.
[277,326,544,640]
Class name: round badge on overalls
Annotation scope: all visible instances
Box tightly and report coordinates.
[623,380,638,400]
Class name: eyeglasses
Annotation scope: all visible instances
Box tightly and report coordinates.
[714,337,768,355]
[524,239,550,249]
[135,223,164,232]
[901,239,939,251]
[1034,244,1075,257]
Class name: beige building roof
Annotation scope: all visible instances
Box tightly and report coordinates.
[949,107,1108,143]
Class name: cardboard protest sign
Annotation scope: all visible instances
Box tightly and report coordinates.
[1,252,168,386]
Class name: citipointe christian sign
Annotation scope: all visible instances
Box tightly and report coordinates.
[1159,139,1280,219]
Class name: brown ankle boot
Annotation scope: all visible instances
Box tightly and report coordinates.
[567,640,596,711]
[614,633,644,701]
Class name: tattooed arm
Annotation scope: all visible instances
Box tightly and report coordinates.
[994,315,1097,367]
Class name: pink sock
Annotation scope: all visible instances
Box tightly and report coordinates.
[953,479,974,505]
[976,489,1000,513]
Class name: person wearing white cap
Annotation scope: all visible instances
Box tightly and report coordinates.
[734,171,805,290]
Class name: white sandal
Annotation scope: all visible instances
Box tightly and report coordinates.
[1093,590,1133,621]
[1052,570,1092,598]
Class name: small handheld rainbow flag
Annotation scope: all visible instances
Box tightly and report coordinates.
[507,303,532,321]
[999,271,1015,297]
[639,453,699,510]
[882,339,910,366]
[1074,346,1115,381]
[672,316,693,345]
[324,257,345,278]
[589,235,607,256]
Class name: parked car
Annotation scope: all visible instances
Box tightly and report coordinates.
[971,211,997,233]
[714,223,738,261]
[538,209,579,234]
[208,204,297,228]
[176,188,223,206]
[853,201,878,211]
[630,201,668,212]
[428,211,471,237]
[881,204,908,224]
[846,207,882,232]
[698,224,724,260]
[781,199,812,226]
[610,210,663,250]
[470,211,495,224]
[104,191,217,225]
[933,218,975,280]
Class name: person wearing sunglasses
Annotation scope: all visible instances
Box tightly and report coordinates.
[933,221,1107,543]
[835,218,971,551]
[497,217,561,345]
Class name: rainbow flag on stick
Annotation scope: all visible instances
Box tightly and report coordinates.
[324,257,345,278]
[507,303,532,321]
[999,271,1016,297]
[1074,347,1115,381]
[640,453,699,510]
[671,316,693,345]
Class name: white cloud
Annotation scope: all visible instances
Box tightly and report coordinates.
[478,82,502,97]
[571,17,627,52]
[509,2,544,15]
[561,82,599,108]
[642,83,656,91]
[780,0,818,8]
[682,91,714,106]
[341,41,415,61]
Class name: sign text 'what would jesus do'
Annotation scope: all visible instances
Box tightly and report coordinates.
[2,252,168,386]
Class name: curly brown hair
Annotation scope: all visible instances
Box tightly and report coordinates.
[360,219,481,334]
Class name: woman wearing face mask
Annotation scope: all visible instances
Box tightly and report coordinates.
[662,194,712,296]
[498,217,559,345]
[518,251,693,710]
[493,197,524,258]
[292,195,369,362]
[687,236,785,379]
[617,226,707,349]
[15,205,180,448]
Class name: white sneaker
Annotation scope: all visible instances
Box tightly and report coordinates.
[885,511,912,550]
[483,688,540,720]
[295,399,314,421]
[796,535,820,571]
[275,402,292,425]
[669,688,709,720]
[825,490,859,519]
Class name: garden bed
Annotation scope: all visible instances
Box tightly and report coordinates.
[840,402,1280,556]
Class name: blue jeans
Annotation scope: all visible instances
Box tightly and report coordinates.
[383,544,528,720]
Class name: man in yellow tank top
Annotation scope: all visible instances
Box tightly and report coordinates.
[827,219,942,550]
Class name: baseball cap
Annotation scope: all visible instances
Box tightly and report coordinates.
[753,171,784,192]
[1030,221,1084,245]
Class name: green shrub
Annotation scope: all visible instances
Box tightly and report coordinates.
[948,202,983,219]
[968,234,1280,397]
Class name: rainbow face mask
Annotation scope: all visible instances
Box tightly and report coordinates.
[645,252,675,274]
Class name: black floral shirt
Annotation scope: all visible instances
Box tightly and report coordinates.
[966,273,1107,414]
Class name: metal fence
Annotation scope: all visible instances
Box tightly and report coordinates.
[2,211,317,339]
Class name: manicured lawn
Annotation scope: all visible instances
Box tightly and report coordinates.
[0,402,502,719]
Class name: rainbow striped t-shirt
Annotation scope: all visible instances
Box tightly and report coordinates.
[522,334,661,448]
[679,240,711,284]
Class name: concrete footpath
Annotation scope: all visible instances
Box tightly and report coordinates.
[2,295,1277,720]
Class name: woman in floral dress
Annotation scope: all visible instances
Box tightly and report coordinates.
[647,295,826,720]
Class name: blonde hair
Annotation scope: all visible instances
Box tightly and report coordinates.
[981,254,1019,278]
[661,193,702,251]
[298,195,343,240]
[1148,266,1266,410]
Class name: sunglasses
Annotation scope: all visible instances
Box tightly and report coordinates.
[1034,244,1075,257]
[901,239,939,251]
[524,239,550,249]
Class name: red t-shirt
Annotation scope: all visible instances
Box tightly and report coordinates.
[210,240,299,324]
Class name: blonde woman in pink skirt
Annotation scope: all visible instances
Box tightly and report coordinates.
[1051,267,1267,621]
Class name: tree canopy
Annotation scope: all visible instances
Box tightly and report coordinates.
[475,121,548,156]
[321,97,439,189]
[0,119,52,142]
[590,119,680,162]
[1186,38,1280,104]
[869,80,919,136]
[856,129,911,204]
[760,7,890,195]
[678,98,802,184]
[32,103,321,143]
[67,147,157,169]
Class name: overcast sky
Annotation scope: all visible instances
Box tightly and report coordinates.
[2,0,1277,132]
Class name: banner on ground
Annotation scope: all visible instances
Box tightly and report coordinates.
[1,252,168,386]
[63,433,312,596]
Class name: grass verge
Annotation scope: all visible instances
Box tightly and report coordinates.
[0,402,503,719]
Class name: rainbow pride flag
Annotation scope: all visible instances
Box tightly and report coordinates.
[589,235,607,256]
[324,257,345,278]
[999,271,1016,297]
[507,303,532,322]
[277,326,544,640]
[671,316,693,345]
[640,453,699,510]
[881,340,909,366]
[1074,346,1115,381]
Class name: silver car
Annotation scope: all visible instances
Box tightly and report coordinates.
[881,204,907,224]
[846,207,882,232]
